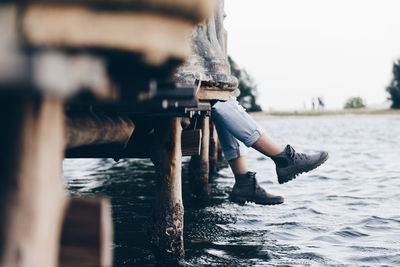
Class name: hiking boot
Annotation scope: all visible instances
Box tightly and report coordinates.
[229,172,284,205]
[271,145,329,184]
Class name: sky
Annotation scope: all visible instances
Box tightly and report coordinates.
[224,0,400,111]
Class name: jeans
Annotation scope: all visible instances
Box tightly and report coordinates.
[211,97,264,161]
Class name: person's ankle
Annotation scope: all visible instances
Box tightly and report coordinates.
[234,171,255,183]
[271,154,289,168]
[234,171,249,176]
[269,149,284,157]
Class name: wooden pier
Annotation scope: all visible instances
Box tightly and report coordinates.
[0,0,237,266]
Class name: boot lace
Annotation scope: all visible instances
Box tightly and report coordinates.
[247,172,258,192]
[285,145,309,161]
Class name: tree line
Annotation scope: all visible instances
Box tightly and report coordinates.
[229,57,400,110]
[228,56,262,112]
[387,61,400,109]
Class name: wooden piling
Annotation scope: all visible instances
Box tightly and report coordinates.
[209,119,219,175]
[150,117,184,261]
[188,116,210,197]
[0,94,67,267]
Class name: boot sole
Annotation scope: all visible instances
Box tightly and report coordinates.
[278,152,329,184]
[229,195,284,205]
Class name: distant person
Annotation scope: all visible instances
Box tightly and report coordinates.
[211,96,329,205]
[318,97,325,109]
[311,98,316,110]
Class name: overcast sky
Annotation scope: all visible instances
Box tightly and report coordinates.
[224,0,400,110]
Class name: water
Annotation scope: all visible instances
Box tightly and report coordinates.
[63,115,400,266]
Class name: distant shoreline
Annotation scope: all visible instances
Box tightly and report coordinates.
[250,109,400,117]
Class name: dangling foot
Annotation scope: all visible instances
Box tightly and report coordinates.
[271,145,329,184]
[229,172,284,205]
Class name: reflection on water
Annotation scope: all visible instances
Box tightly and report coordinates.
[63,115,400,266]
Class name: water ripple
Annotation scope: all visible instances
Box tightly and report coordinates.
[63,116,400,266]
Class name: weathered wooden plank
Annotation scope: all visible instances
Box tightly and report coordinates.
[197,87,234,101]
[59,197,113,267]
[181,129,202,156]
[0,94,67,267]
[150,117,184,261]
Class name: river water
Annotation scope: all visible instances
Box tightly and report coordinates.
[63,115,400,266]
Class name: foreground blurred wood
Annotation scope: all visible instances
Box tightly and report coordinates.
[189,117,211,197]
[21,0,216,67]
[59,197,113,267]
[0,0,235,264]
[0,95,67,267]
[150,118,184,260]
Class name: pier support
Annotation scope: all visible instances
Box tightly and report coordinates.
[189,117,210,198]
[209,119,219,175]
[0,94,67,267]
[150,118,184,261]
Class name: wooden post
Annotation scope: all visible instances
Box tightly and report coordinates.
[188,116,210,198]
[150,117,184,261]
[0,94,67,267]
[209,119,219,175]
[59,197,113,267]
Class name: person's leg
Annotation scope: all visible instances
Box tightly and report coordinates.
[212,98,329,184]
[212,97,285,156]
[228,156,248,175]
[252,133,283,156]
[212,97,269,148]
[212,105,284,205]
[212,111,248,170]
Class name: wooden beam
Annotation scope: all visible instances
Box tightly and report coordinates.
[59,197,113,267]
[65,113,134,149]
[65,129,201,158]
[150,117,184,261]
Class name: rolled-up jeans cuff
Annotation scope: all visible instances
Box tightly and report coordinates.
[243,127,264,147]
[223,143,247,161]
[224,149,241,161]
